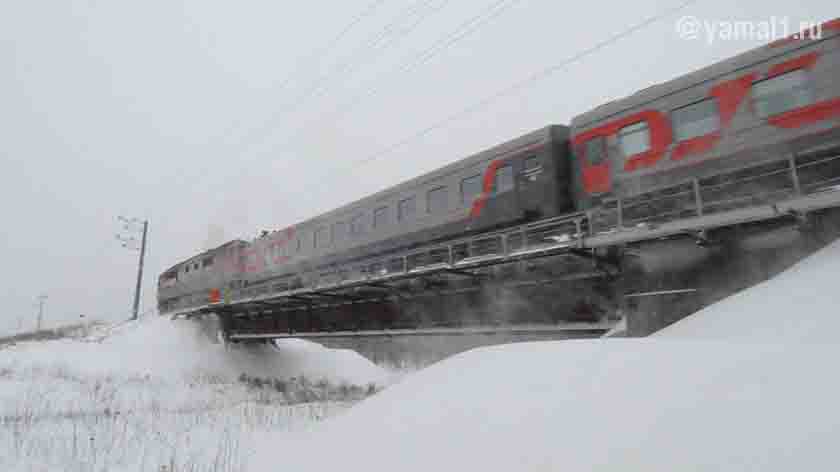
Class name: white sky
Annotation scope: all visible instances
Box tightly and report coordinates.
[0,0,835,332]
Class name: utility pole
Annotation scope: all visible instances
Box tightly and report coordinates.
[117,216,149,321]
[36,294,48,331]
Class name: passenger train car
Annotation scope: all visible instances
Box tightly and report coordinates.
[159,18,840,316]
[159,126,573,312]
[572,19,840,219]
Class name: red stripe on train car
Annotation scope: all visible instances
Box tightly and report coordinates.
[767,51,820,78]
[469,140,547,218]
[469,160,505,218]
[768,98,840,129]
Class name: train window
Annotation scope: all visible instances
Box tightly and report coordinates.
[491,165,514,194]
[753,69,813,119]
[332,221,347,242]
[524,155,541,170]
[350,213,367,236]
[618,121,650,157]
[398,196,416,221]
[315,226,329,248]
[427,186,448,214]
[583,137,607,165]
[373,206,389,228]
[673,99,720,141]
[461,174,482,204]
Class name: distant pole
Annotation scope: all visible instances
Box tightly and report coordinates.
[117,216,149,321]
[36,294,48,330]
[131,220,148,321]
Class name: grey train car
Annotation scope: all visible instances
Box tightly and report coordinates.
[159,18,840,315]
[159,125,574,312]
[570,20,840,225]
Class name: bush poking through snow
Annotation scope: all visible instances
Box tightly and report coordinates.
[235,373,381,405]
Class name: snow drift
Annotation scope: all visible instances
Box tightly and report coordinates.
[1,315,387,386]
[250,239,840,471]
[656,238,840,341]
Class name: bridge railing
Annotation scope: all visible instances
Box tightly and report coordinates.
[588,150,840,234]
[341,212,587,284]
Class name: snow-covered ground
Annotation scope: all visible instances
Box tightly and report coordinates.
[0,317,390,471]
[247,239,840,471]
[4,239,839,471]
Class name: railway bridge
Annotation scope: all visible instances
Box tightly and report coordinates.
[172,151,840,363]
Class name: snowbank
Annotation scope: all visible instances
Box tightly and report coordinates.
[1,316,387,386]
[0,316,383,472]
[657,238,840,341]
[250,240,840,471]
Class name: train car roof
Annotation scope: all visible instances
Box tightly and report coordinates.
[286,124,568,230]
[572,19,840,131]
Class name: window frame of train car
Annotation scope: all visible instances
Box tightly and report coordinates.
[618,121,651,159]
[427,185,448,214]
[460,173,482,205]
[373,205,390,228]
[398,196,417,221]
[523,155,542,172]
[332,220,348,243]
[672,98,721,142]
[752,68,815,119]
[314,226,330,249]
[582,138,607,166]
[160,271,177,288]
[350,212,368,237]
[491,164,515,194]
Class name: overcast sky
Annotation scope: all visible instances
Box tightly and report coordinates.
[0,0,835,333]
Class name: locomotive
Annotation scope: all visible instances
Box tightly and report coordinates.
[159,19,840,337]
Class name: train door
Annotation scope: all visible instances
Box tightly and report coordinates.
[571,135,613,211]
[518,150,549,220]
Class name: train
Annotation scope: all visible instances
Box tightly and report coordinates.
[159,18,840,326]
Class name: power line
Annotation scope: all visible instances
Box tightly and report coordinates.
[285,0,526,148]
[318,0,699,180]
[212,0,451,163]
[181,1,698,234]
[216,0,389,149]
[272,0,389,94]
[185,0,524,196]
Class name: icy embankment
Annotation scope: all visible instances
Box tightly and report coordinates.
[250,240,840,472]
